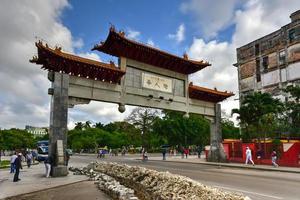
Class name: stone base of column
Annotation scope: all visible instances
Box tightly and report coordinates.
[207,143,228,163]
[52,165,68,177]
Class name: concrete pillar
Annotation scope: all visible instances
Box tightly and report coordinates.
[207,103,227,162]
[48,72,69,177]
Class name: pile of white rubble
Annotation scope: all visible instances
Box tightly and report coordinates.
[70,162,251,200]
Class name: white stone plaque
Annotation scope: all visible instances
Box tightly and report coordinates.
[57,140,64,157]
[142,72,173,93]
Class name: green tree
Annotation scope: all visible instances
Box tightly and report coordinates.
[221,118,240,139]
[152,110,210,147]
[283,85,300,137]
[94,122,104,129]
[74,122,84,130]
[0,129,35,151]
[84,121,92,129]
[232,92,282,155]
[104,121,141,147]
[126,107,159,149]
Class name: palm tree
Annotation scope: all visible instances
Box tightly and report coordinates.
[84,121,92,129]
[94,122,104,129]
[74,122,84,130]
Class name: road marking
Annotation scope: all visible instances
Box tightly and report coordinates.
[217,185,283,199]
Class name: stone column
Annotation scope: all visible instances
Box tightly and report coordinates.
[48,71,69,177]
[207,103,227,162]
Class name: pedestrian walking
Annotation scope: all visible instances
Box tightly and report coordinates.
[26,151,33,168]
[10,152,17,173]
[162,148,167,160]
[31,150,37,163]
[180,146,184,159]
[271,150,279,167]
[256,148,262,165]
[142,148,148,161]
[245,147,255,166]
[65,150,70,166]
[13,153,22,182]
[44,155,53,178]
[197,145,202,158]
[184,147,189,159]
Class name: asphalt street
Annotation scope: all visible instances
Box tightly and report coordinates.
[70,154,300,200]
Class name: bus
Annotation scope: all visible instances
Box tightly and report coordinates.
[37,140,49,161]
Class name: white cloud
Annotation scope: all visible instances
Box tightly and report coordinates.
[181,0,238,38]
[0,0,77,129]
[127,28,141,40]
[73,38,84,49]
[0,0,121,129]
[77,52,102,62]
[168,24,185,43]
[233,0,300,47]
[185,0,300,120]
[0,1,137,129]
[187,39,238,117]
[68,102,135,128]
[147,38,155,47]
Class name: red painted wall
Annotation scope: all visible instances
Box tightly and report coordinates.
[223,141,300,167]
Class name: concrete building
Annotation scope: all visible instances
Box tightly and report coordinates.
[236,10,300,101]
[25,125,48,137]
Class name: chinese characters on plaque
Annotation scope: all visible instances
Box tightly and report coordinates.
[142,72,173,93]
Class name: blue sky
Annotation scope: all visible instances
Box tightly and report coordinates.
[61,0,232,59]
[1,0,300,129]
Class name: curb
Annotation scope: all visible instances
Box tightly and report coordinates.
[0,179,88,200]
[136,159,300,174]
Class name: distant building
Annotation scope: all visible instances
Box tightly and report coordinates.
[25,125,48,137]
[235,10,300,102]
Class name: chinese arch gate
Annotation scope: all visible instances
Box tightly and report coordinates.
[31,27,233,176]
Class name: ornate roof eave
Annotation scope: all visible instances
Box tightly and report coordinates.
[92,27,210,75]
[188,82,234,103]
[30,41,126,84]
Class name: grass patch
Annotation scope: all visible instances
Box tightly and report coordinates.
[0,160,10,168]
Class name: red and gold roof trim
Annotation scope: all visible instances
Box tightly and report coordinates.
[189,82,234,103]
[30,41,125,83]
[92,27,210,75]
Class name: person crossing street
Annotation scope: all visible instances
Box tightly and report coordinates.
[245,147,255,166]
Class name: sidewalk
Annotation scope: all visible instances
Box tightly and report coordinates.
[0,162,88,199]
[137,155,300,174]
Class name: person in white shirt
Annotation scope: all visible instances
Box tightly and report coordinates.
[245,147,255,166]
[10,152,17,173]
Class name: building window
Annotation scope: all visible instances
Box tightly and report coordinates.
[255,44,260,56]
[289,26,300,43]
[256,58,261,82]
[289,29,295,42]
[278,50,286,65]
[262,56,269,70]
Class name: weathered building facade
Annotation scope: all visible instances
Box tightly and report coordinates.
[236,10,300,101]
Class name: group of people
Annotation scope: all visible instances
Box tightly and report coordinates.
[245,146,279,167]
[152,145,203,161]
[10,149,71,181]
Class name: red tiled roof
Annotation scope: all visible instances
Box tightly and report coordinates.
[30,41,125,83]
[188,83,234,103]
[92,27,210,75]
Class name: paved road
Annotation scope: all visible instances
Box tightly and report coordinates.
[70,155,300,200]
